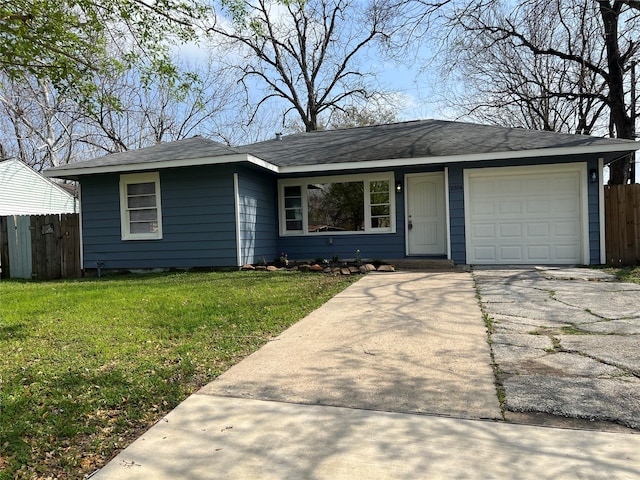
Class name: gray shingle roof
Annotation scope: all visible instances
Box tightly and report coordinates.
[45,120,638,178]
[51,136,239,172]
[237,120,637,167]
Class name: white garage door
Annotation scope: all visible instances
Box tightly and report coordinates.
[465,164,587,264]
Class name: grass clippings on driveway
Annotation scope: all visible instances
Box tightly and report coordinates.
[0,271,356,479]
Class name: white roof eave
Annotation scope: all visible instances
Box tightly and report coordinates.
[44,153,279,178]
[278,143,639,174]
[44,142,638,178]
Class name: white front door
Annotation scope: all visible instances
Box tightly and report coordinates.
[407,173,447,255]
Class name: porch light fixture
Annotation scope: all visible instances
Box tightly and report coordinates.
[396,180,402,193]
[590,168,598,184]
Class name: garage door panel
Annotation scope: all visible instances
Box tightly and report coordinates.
[466,165,585,265]
[527,245,552,261]
[555,222,579,237]
[500,245,523,261]
[473,246,497,262]
[556,245,580,261]
[499,223,522,237]
[550,199,579,215]
[499,202,523,215]
[473,223,496,238]
[471,201,495,216]
[526,199,551,214]
[527,222,550,237]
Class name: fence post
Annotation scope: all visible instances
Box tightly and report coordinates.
[0,216,9,279]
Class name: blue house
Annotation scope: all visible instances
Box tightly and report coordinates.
[45,120,638,271]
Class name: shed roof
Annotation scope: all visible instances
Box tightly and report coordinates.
[45,120,638,179]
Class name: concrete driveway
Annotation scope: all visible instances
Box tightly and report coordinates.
[474,267,640,431]
[91,270,640,479]
[200,271,500,419]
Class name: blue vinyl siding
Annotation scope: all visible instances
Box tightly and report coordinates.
[79,154,605,269]
[277,232,405,262]
[237,167,278,264]
[81,165,238,269]
[587,157,601,264]
[447,166,466,264]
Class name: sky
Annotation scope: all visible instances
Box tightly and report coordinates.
[174,3,638,181]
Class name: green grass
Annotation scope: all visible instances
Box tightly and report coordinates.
[0,271,357,479]
[611,266,640,284]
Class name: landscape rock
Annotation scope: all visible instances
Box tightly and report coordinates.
[377,264,395,272]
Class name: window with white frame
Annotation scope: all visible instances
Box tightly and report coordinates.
[119,172,163,240]
[279,173,395,235]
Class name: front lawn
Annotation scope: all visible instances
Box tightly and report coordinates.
[612,266,640,284]
[0,271,356,479]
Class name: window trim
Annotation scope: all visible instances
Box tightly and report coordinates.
[119,172,163,240]
[278,172,396,236]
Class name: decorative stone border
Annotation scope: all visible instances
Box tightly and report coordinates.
[240,262,395,275]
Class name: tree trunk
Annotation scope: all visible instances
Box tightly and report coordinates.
[600,0,635,184]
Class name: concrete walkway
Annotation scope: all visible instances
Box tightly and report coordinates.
[91,272,640,479]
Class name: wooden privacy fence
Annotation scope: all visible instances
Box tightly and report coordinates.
[605,184,640,265]
[0,214,81,280]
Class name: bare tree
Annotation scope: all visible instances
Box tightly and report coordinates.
[0,74,83,170]
[0,52,246,171]
[438,0,640,183]
[76,55,246,155]
[442,3,607,134]
[209,0,401,132]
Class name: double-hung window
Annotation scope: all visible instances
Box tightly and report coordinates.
[119,172,163,240]
[279,173,395,235]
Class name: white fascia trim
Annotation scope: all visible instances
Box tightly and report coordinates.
[44,153,279,178]
[278,143,639,174]
[44,142,638,178]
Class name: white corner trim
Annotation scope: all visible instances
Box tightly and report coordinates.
[444,166,451,260]
[403,173,408,256]
[579,163,590,265]
[78,183,84,270]
[598,157,606,264]
[233,173,242,267]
